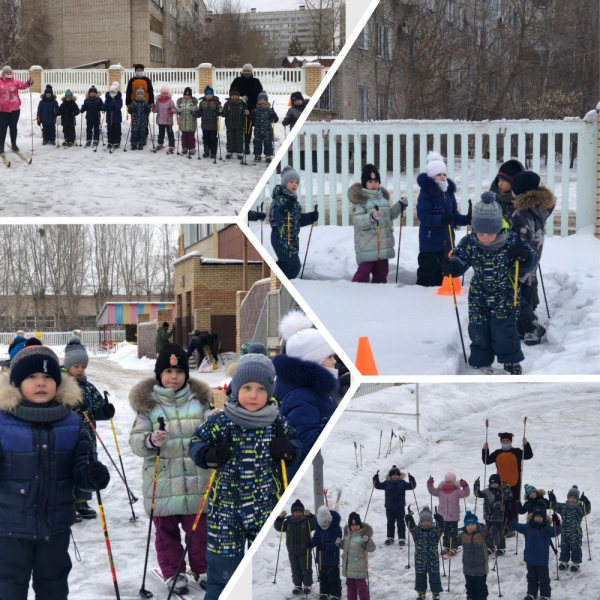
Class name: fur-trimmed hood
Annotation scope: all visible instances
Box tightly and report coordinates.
[129,376,212,413]
[527,514,552,525]
[524,488,546,500]
[40,93,57,101]
[272,353,338,396]
[0,369,81,412]
[348,182,391,206]
[513,186,555,211]
[417,172,457,195]
[438,480,460,490]
[385,471,407,482]
[85,92,102,100]
[343,521,374,538]
[177,96,199,106]
[61,95,78,102]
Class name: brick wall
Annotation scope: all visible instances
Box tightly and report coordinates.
[138,321,157,359]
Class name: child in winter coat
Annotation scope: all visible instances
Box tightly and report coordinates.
[151,84,176,151]
[198,85,221,159]
[57,89,80,147]
[128,87,151,150]
[129,343,213,595]
[517,484,549,517]
[406,506,445,599]
[416,151,472,287]
[80,85,104,147]
[103,81,123,149]
[220,87,248,159]
[62,336,114,521]
[507,170,556,345]
[309,506,343,600]
[250,91,278,163]
[338,512,375,600]
[188,349,302,600]
[474,474,513,554]
[373,465,416,546]
[549,486,591,573]
[269,165,319,279]
[443,192,538,374]
[490,159,525,218]
[36,84,59,145]
[176,87,199,155]
[427,472,470,554]
[274,498,317,595]
[274,311,339,479]
[0,345,110,600]
[282,91,308,130]
[350,163,407,283]
[459,511,494,600]
[510,501,560,600]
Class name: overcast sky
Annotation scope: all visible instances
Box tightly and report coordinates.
[239,0,302,12]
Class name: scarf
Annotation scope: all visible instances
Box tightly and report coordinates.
[224,396,280,429]
[362,188,382,203]
[473,232,508,251]
[436,180,449,192]
[324,367,339,379]
[14,400,70,423]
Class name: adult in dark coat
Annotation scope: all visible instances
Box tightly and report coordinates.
[230,64,263,154]
[155,322,175,354]
[186,330,218,362]
[125,64,155,107]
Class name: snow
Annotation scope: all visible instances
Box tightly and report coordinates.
[249,222,600,375]
[253,382,600,599]
[3,94,291,217]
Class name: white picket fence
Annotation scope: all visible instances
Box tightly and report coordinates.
[121,68,198,95]
[257,118,598,237]
[0,330,126,347]
[212,68,305,96]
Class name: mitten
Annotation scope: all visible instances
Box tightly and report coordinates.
[408,473,416,487]
[147,430,169,448]
[279,511,287,518]
[474,477,481,491]
[242,95,248,103]
[580,493,589,505]
[441,261,460,277]
[372,473,380,484]
[103,402,115,419]
[244,109,250,116]
[270,437,296,461]
[467,199,473,218]
[167,109,174,115]
[311,208,319,223]
[371,210,383,221]
[441,211,453,225]
[548,491,557,506]
[508,234,529,262]
[86,460,110,489]
[460,479,468,488]
[204,446,232,468]
[305,509,312,517]
[434,513,443,524]
[427,476,434,486]
[463,215,472,225]
[362,535,369,542]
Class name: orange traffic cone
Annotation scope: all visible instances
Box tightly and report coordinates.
[355,336,378,375]
[437,275,464,296]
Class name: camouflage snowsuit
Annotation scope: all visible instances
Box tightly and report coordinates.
[222,97,248,154]
[406,514,444,595]
[250,103,278,156]
[554,499,591,564]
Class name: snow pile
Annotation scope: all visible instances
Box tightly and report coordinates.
[107,341,155,370]
[253,383,600,599]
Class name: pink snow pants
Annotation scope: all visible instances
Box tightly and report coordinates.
[352,259,389,283]
[346,577,370,600]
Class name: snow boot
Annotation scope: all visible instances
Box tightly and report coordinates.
[74,512,83,523]
[62,141,68,147]
[112,143,120,149]
[165,573,189,595]
[11,144,19,151]
[68,142,74,147]
[538,597,549,600]
[106,143,112,150]
[523,595,535,600]
[441,548,449,556]
[319,595,328,600]
[92,140,98,147]
[496,549,505,556]
[203,147,209,158]
[505,530,516,538]
[570,563,580,573]
[559,561,569,571]
[168,147,175,153]
[188,571,207,589]
[292,587,302,595]
[190,149,196,156]
[42,140,48,146]
[524,322,546,346]
[182,148,188,155]
[302,586,311,594]
[504,363,522,375]
[237,153,244,160]
[86,140,92,147]
[266,156,272,164]
[432,595,441,600]
[226,153,232,159]
[254,155,261,162]
[399,539,406,547]
[384,538,394,546]
[211,153,216,160]
[75,501,97,519]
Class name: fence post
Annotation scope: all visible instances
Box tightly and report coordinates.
[198,63,213,96]
[303,62,323,98]
[29,65,43,93]
[596,109,600,240]
[108,63,124,93]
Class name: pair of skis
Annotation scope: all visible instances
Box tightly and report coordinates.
[1,144,32,167]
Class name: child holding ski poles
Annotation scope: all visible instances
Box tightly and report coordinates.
[36,84,59,145]
[282,91,308,130]
[0,344,110,600]
[103,81,123,150]
[57,89,80,147]
[269,165,319,280]
[441,192,538,374]
[220,87,248,160]
[188,348,302,600]
[127,87,151,150]
[458,511,494,600]
[309,505,343,600]
[350,163,407,283]
[473,474,512,555]
[250,91,278,163]
[517,484,549,517]
[198,85,221,159]
[176,87,199,156]
[151,84,176,152]
[80,85,104,147]
[129,343,213,596]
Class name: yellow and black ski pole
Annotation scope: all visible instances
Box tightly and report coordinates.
[443,241,467,363]
[375,204,381,260]
[281,459,288,490]
[510,255,520,371]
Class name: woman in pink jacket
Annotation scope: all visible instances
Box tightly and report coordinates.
[0,66,33,153]
[427,472,470,555]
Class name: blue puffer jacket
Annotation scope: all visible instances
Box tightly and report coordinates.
[37,94,59,125]
[80,94,104,121]
[309,509,342,566]
[103,92,123,124]
[0,373,97,541]
[510,518,560,566]
[417,174,470,253]
[273,354,338,479]
[373,470,415,509]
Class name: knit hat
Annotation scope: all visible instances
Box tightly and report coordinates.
[291,91,304,102]
[281,165,300,188]
[162,322,170,329]
[419,506,433,523]
[230,351,276,399]
[317,505,332,529]
[567,485,580,500]
[229,87,240,96]
[204,85,214,96]
[184,87,192,97]
[361,163,381,188]
[25,337,42,348]
[426,151,447,178]
[89,86,97,94]
[242,63,254,73]
[489,474,501,486]
[8,336,26,360]
[291,499,305,512]
[511,171,541,195]
[136,87,145,97]
[64,336,89,370]
[160,84,171,96]
[109,82,119,93]
[348,511,362,527]
[1,65,12,75]
[471,191,503,235]
[279,310,334,366]
[133,64,145,71]
[45,84,53,95]
[464,511,479,527]
[524,484,537,497]
[389,465,401,477]
[498,432,513,441]
[258,92,268,102]
[444,472,457,484]
[532,500,547,521]
[497,159,524,184]
[247,343,268,356]
[154,342,189,384]
[65,90,73,98]
[10,345,62,389]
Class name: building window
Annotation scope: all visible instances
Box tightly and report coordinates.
[377,24,392,60]
[359,87,368,121]
[475,26,482,45]
[458,6,465,30]
[426,0,435,11]
[488,74,498,94]
[445,0,453,22]
[150,15,164,35]
[150,44,164,62]
[376,92,388,120]
[358,24,369,50]
[170,30,176,43]
[151,0,163,7]
[468,62,476,87]
[447,56,453,78]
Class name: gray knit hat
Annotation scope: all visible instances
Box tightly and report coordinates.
[230,352,276,399]
[64,336,89,370]
[258,92,268,102]
[1,65,12,75]
[419,505,433,524]
[471,191,503,234]
[567,485,580,500]
[281,165,300,188]
[10,345,62,388]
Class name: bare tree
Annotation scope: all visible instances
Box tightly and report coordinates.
[303,0,341,55]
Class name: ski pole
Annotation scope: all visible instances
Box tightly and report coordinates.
[109,110,113,154]
[139,416,165,598]
[359,444,364,467]
[354,441,358,469]
[435,507,447,577]
[273,517,285,583]
[446,528,453,592]
[29,84,34,155]
[375,204,381,260]
[260,201,264,245]
[104,392,137,522]
[538,264,550,319]
[300,206,317,279]
[176,118,180,155]
[409,473,419,513]
[80,108,84,147]
[55,116,60,148]
[515,416,527,556]
[94,113,105,152]
[582,493,592,560]
[510,257,520,371]
[405,506,412,569]
[399,435,404,453]
[287,213,291,248]
[429,476,433,516]
[378,430,382,459]
[196,123,201,160]
[476,419,489,516]
[385,429,395,457]
[462,485,468,512]
[281,459,288,490]
[166,469,217,600]
[307,521,311,570]
[123,110,131,151]
[549,496,560,580]
[364,472,377,521]
[395,202,405,283]
[218,117,223,161]
[443,241,467,363]
[493,536,503,596]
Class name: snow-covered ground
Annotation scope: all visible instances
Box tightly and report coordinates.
[249,222,600,375]
[3,94,290,216]
[253,383,600,599]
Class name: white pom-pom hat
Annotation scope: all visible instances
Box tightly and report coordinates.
[426,151,447,178]
[279,310,334,366]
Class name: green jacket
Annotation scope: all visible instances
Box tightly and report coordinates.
[176,96,199,132]
[155,327,174,354]
[341,522,376,579]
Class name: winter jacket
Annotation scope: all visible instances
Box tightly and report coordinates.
[449,231,538,323]
[176,97,199,132]
[128,98,151,133]
[341,522,375,579]
[37,94,59,125]
[510,517,560,566]
[474,483,513,523]
[0,371,100,541]
[274,353,338,478]
[155,326,174,354]
[269,185,315,259]
[554,499,591,546]
[230,74,263,111]
[428,480,471,522]
[152,95,176,126]
[198,95,221,131]
[250,103,278,139]
[129,377,212,517]
[482,443,533,490]
[188,332,218,362]
[349,183,405,264]
[0,76,31,113]
[274,511,317,554]
[459,524,493,576]
[308,509,342,567]
[125,76,154,106]
[417,174,470,253]
[518,489,549,515]
[373,471,415,510]
[57,97,80,127]
[495,191,515,220]
[282,101,307,128]
[103,92,123,124]
[406,514,444,573]
[222,97,248,131]
[80,94,104,121]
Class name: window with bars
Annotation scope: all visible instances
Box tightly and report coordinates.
[150,15,164,35]
[377,23,392,60]
[358,24,369,49]
[359,87,368,121]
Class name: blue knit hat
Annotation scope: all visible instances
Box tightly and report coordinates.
[10,345,62,389]
[8,336,26,360]
[230,351,275,399]
[464,511,479,527]
[204,85,214,95]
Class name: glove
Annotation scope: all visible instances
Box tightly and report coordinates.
[270,437,296,461]
[467,200,472,218]
[371,210,383,221]
[441,261,460,277]
[552,513,561,525]
[204,446,232,467]
[218,107,223,113]
[427,476,434,486]
[281,197,296,215]
[311,208,319,223]
[463,215,472,226]
[36,117,41,125]
[148,430,169,448]
[86,460,110,489]
[441,211,453,225]
[103,402,115,419]
[408,474,416,487]
[335,537,342,546]
[305,509,312,517]
[282,118,290,127]
[242,95,248,103]
[244,109,250,116]
[460,479,468,488]
[474,477,481,491]
[362,535,369,542]
[405,514,411,525]
[508,234,529,262]
[279,511,287,518]
[548,491,557,506]
[372,473,379,484]
[580,493,589,505]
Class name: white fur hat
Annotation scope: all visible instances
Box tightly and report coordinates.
[110,82,119,93]
[426,151,447,178]
[317,505,332,529]
[279,310,334,366]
